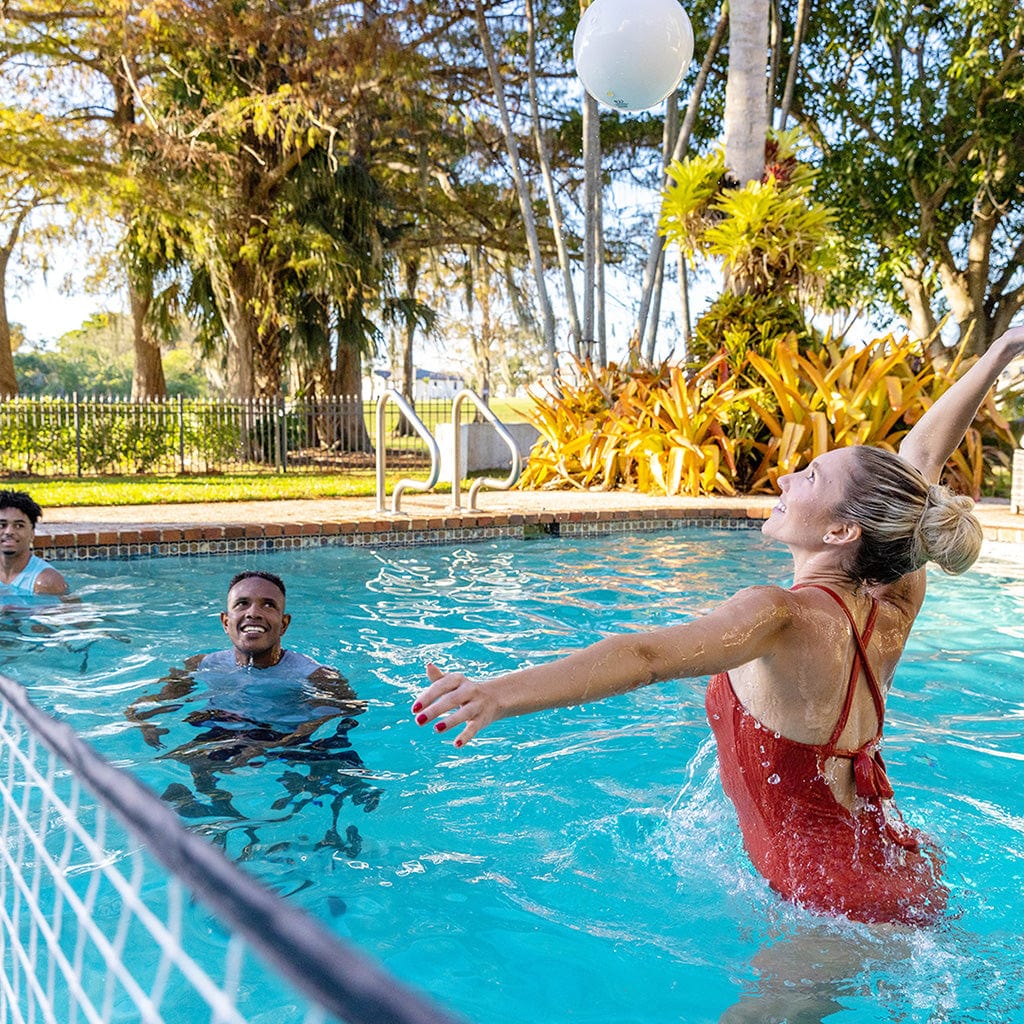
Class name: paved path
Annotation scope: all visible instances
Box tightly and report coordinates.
[35,489,1021,533]
[39,490,774,529]
[32,489,1024,559]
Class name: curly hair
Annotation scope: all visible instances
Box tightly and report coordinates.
[228,570,286,600]
[0,490,43,526]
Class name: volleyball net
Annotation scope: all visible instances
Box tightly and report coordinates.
[0,672,464,1024]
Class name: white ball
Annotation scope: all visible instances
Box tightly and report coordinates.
[573,0,694,113]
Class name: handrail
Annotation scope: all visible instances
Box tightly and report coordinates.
[449,389,522,511]
[375,389,441,513]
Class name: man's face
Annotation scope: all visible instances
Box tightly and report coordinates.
[0,507,34,564]
[220,576,291,667]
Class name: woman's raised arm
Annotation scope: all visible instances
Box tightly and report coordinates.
[412,585,792,746]
[899,324,1024,482]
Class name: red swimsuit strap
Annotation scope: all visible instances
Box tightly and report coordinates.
[791,583,903,813]
[791,583,884,753]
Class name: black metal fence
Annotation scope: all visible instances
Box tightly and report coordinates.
[0,394,464,477]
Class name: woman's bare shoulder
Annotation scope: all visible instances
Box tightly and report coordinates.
[869,568,927,623]
[717,584,799,629]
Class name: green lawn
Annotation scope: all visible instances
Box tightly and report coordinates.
[486,397,533,422]
[20,471,455,508]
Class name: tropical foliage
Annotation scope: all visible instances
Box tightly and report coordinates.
[518,335,1016,498]
[517,356,755,495]
[659,131,837,302]
[794,0,1024,355]
[657,131,840,374]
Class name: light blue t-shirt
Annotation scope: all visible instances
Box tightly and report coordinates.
[197,648,324,678]
[0,554,52,595]
[193,648,342,729]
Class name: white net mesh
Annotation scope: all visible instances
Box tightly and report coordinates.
[0,676,460,1024]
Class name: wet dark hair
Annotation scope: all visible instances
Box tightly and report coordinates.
[832,447,982,585]
[0,490,43,526]
[228,570,286,600]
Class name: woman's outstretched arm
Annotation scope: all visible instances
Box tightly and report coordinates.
[899,324,1024,482]
[412,586,792,746]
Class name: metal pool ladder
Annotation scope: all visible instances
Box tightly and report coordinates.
[375,389,441,514]
[374,388,522,513]
[449,388,522,511]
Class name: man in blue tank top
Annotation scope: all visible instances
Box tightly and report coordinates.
[0,490,68,597]
[132,571,356,746]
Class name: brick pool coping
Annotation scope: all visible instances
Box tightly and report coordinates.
[31,493,1024,561]
[35,505,773,560]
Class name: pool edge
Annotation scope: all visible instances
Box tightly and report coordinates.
[36,505,771,559]
[33,494,1024,561]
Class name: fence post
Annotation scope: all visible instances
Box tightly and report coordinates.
[178,393,186,474]
[73,392,83,478]
[277,394,287,473]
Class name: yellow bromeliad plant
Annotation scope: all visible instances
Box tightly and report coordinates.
[517,334,1013,499]
[745,334,1014,497]
[616,359,757,495]
[518,356,757,496]
[514,360,639,491]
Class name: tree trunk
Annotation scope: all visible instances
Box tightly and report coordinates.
[0,205,32,398]
[634,7,728,349]
[677,247,692,359]
[937,192,997,357]
[904,156,1019,358]
[129,278,167,399]
[642,94,680,363]
[332,340,371,452]
[394,257,418,437]
[469,245,493,398]
[643,249,666,363]
[899,269,946,364]
[213,258,259,398]
[776,0,810,129]
[766,0,781,122]
[207,218,282,398]
[475,0,557,372]
[582,92,600,362]
[399,258,419,402]
[596,179,607,366]
[0,250,17,397]
[527,0,581,355]
[723,0,771,186]
[253,321,284,398]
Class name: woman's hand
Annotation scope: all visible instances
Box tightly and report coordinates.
[412,661,501,747]
[898,320,1024,480]
[994,323,1024,360]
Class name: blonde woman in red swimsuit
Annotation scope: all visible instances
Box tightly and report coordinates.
[412,325,1024,925]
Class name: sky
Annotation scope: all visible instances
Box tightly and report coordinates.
[8,279,103,347]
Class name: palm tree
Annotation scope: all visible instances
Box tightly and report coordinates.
[722,0,771,186]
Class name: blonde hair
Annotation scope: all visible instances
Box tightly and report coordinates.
[832,447,983,585]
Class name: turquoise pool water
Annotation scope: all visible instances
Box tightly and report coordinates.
[4,529,1024,1023]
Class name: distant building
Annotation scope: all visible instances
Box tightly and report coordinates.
[366,367,466,401]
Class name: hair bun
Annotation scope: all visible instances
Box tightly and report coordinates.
[914,484,983,575]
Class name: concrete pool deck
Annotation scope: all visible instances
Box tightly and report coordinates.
[32,490,1024,561]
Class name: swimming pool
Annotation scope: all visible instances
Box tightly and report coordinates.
[4,529,1024,1023]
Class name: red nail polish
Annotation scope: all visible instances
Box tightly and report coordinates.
[435,721,447,733]
[412,702,422,713]
[454,738,463,748]
[416,713,427,725]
